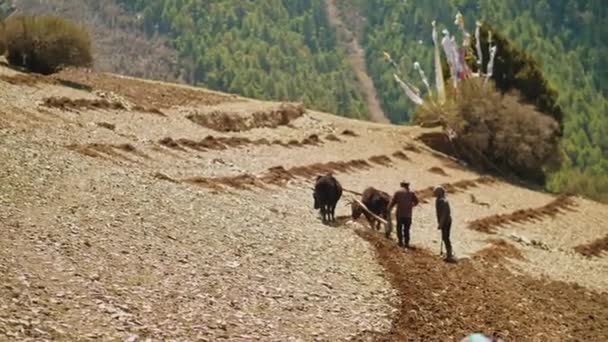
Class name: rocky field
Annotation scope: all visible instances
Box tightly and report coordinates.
[1,65,607,341]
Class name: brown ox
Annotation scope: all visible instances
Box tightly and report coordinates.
[351,187,391,231]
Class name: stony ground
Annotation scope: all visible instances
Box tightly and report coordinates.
[1,65,607,341]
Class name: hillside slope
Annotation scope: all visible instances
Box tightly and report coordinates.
[1,66,607,340]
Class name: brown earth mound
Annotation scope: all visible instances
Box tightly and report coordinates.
[474,239,526,262]
[114,143,150,159]
[152,172,178,183]
[391,151,410,160]
[96,122,115,130]
[574,234,608,258]
[341,129,358,137]
[158,137,187,151]
[403,143,421,153]
[369,155,393,166]
[428,166,449,176]
[54,68,233,109]
[66,143,148,162]
[132,105,166,116]
[469,195,577,234]
[354,230,608,341]
[301,134,321,145]
[187,103,305,132]
[325,134,341,142]
[42,97,126,111]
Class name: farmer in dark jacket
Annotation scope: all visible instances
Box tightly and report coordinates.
[434,185,454,261]
[388,181,419,248]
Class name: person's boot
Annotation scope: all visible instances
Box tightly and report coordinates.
[444,249,455,262]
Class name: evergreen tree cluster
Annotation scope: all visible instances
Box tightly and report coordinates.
[117,0,368,119]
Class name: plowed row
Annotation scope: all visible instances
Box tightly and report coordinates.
[353,230,608,341]
[66,143,149,162]
[42,97,165,116]
[469,195,577,233]
[574,234,608,258]
[415,176,497,202]
[182,154,397,192]
[158,133,326,152]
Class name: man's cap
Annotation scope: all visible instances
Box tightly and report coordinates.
[400,180,410,187]
[434,185,446,195]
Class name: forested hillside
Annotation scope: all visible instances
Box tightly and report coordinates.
[116,0,368,119]
[340,0,607,200]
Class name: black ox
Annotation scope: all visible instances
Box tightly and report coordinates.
[313,174,342,223]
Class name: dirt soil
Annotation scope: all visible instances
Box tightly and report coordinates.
[354,231,608,341]
[1,65,607,340]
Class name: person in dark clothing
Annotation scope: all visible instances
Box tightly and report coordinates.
[388,181,419,248]
[434,185,454,261]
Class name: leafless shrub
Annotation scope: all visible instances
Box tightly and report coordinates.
[416,78,560,183]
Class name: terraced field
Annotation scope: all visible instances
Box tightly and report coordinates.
[1,65,607,340]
